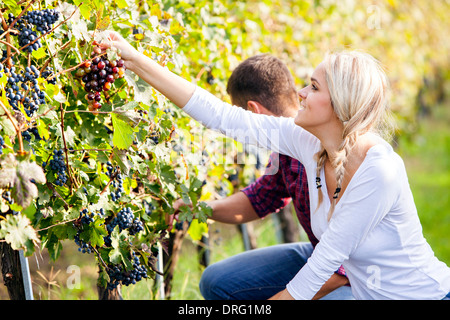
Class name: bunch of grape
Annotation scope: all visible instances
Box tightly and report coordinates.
[1,62,46,117]
[129,217,144,235]
[0,136,4,155]
[80,208,94,225]
[41,66,57,85]
[117,207,134,230]
[106,252,148,290]
[0,52,10,66]
[106,161,124,202]
[49,149,67,186]
[74,208,106,253]
[22,126,41,142]
[103,207,144,249]
[105,207,144,239]
[22,9,60,34]
[6,9,60,53]
[74,233,92,254]
[107,207,134,233]
[75,46,126,112]
[149,131,160,145]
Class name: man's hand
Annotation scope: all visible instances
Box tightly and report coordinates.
[165,198,193,231]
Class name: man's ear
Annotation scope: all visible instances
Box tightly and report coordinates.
[247,100,268,115]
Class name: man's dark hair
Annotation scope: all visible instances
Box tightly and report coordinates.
[226,54,298,116]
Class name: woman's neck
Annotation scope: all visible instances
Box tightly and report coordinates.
[310,121,345,165]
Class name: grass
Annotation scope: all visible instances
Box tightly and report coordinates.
[396,104,450,264]
[0,103,448,300]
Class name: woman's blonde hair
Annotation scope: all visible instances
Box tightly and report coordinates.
[315,50,394,220]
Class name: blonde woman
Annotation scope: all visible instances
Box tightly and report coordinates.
[102,31,450,300]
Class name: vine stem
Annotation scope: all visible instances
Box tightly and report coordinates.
[69,148,112,153]
[59,103,77,192]
[0,100,25,156]
[45,182,69,209]
[0,10,12,68]
[90,246,109,269]
[30,105,57,122]
[0,39,20,54]
[0,29,19,41]
[35,217,78,232]
[65,109,112,114]
[100,169,119,196]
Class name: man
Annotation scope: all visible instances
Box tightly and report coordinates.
[172,54,352,300]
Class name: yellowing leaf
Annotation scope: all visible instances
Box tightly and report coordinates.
[187,219,208,241]
[97,16,111,31]
[31,46,47,59]
[150,4,162,19]
[0,154,46,209]
[0,214,39,254]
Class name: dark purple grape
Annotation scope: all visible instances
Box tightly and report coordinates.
[99,69,107,78]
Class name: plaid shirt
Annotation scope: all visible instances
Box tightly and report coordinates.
[241,152,318,247]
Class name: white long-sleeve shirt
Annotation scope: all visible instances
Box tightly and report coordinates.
[182,86,450,300]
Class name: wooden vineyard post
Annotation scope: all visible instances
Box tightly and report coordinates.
[0,243,33,300]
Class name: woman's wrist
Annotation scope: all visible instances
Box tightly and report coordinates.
[122,50,143,73]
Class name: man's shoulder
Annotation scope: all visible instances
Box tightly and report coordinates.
[265,153,305,177]
[276,153,304,168]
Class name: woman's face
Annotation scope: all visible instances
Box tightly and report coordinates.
[295,62,339,134]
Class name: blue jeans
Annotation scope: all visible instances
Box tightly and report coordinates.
[199,242,354,300]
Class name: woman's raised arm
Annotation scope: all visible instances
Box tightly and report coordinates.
[100,31,196,108]
[102,31,318,163]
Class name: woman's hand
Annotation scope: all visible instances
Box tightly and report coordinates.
[268,289,295,300]
[97,30,140,71]
[97,29,196,108]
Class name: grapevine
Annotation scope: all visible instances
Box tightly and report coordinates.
[0,0,445,301]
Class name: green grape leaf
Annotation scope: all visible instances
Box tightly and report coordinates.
[109,227,132,270]
[3,0,21,15]
[111,111,135,150]
[114,0,129,9]
[80,218,107,248]
[111,148,131,175]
